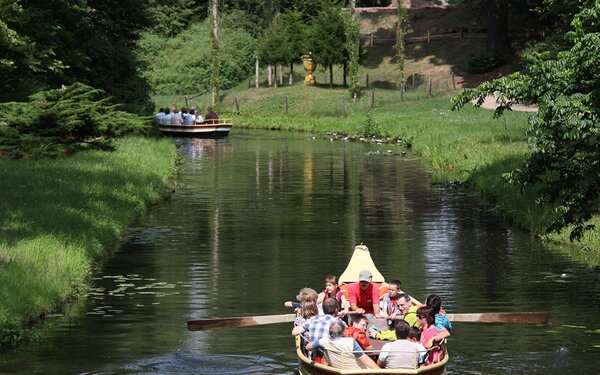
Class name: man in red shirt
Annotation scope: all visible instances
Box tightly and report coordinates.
[347,270,381,316]
[343,314,373,350]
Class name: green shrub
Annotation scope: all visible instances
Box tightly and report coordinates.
[0,83,155,157]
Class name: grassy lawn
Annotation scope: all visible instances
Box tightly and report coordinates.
[0,136,178,346]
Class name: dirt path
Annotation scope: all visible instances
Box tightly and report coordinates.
[476,95,538,112]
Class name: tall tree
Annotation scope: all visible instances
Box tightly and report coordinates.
[395,1,410,90]
[147,0,200,37]
[307,5,347,87]
[453,0,600,240]
[486,0,510,60]
[210,0,220,105]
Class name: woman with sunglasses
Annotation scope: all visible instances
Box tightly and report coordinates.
[416,306,440,365]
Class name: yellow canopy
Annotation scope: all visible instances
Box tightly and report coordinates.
[339,245,385,283]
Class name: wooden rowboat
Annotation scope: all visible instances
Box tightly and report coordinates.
[159,118,233,137]
[295,244,449,375]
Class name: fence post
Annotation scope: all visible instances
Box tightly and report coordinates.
[427,30,430,43]
[235,96,240,113]
[428,77,432,96]
[366,74,370,88]
[370,33,374,46]
[285,95,289,114]
[370,90,375,108]
[412,73,415,89]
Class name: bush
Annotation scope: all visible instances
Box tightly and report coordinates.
[466,51,503,74]
[0,83,155,157]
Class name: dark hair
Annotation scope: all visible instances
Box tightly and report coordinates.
[350,313,367,326]
[181,107,188,114]
[389,279,402,289]
[408,327,421,341]
[394,320,410,339]
[417,306,435,326]
[322,297,339,315]
[164,108,170,114]
[324,275,339,286]
[426,294,442,315]
[397,292,411,304]
[159,108,164,112]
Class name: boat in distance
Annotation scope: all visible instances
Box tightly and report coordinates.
[295,245,449,375]
[159,118,233,137]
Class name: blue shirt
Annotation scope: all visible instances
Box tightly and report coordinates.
[435,314,452,332]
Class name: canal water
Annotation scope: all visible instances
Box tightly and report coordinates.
[1,129,598,374]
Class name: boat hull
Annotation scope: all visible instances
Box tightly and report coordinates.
[159,123,233,137]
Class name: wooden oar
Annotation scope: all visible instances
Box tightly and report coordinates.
[187,311,548,331]
[187,313,296,331]
[446,312,548,324]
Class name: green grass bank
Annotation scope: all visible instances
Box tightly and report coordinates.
[156,83,599,267]
[0,136,178,347]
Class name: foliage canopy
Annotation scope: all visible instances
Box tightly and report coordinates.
[453,0,600,240]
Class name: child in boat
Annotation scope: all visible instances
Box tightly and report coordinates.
[342,313,372,350]
[317,275,349,316]
[284,287,318,311]
[380,279,402,327]
[295,299,319,326]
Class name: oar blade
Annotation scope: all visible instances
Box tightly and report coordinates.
[447,312,548,324]
[187,313,296,331]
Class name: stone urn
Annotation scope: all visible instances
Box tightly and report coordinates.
[301,54,317,86]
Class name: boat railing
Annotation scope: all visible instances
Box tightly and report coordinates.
[299,333,446,370]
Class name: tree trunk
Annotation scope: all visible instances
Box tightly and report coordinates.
[210,0,219,105]
[289,63,293,85]
[329,64,333,88]
[267,65,272,86]
[486,0,510,60]
[255,57,259,88]
[274,64,278,88]
[279,64,284,86]
[343,63,348,87]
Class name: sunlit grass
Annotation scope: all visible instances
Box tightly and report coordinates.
[0,136,177,346]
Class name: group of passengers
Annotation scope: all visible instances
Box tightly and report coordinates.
[287,270,451,370]
[155,105,218,125]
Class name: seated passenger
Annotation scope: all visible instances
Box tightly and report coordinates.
[380,279,402,327]
[306,322,379,370]
[369,293,418,341]
[423,294,451,348]
[343,314,372,350]
[155,108,165,124]
[295,299,319,326]
[284,287,318,311]
[182,108,194,125]
[161,108,172,125]
[417,306,440,365]
[171,108,183,125]
[347,270,381,316]
[317,275,349,316]
[194,110,204,124]
[204,106,219,124]
[377,320,427,369]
